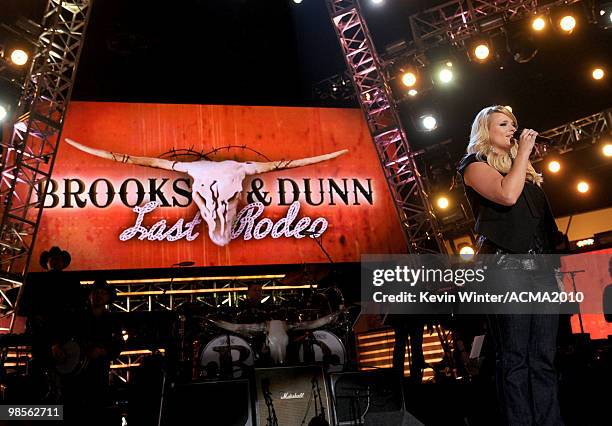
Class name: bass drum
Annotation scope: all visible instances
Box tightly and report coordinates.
[297,330,346,373]
[199,334,254,379]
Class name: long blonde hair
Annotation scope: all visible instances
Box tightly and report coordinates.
[466,105,542,185]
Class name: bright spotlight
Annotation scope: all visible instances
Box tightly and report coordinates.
[459,245,474,256]
[438,68,453,84]
[371,0,384,4]
[293,0,303,3]
[401,72,417,87]
[577,181,589,193]
[592,68,605,80]
[0,105,7,122]
[548,161,561,173]
[408,89,418,97]
[602,143,612,157]
[421,115,437,131]
[596,7,612,29]
[436,196,449,209]
[559,15,576,32]
[474,44,490,61]
[10,49,29,66]
[532,17,546,31]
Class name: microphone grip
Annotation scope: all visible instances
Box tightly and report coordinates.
[513,128,552,145]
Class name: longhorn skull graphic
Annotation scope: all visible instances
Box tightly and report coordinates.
[208,312,339,364]
[65,139,348,246]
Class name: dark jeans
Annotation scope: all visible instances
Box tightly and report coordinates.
[391,319,425,384]
[488,314,563,426]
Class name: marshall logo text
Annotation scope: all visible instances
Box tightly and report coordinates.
[279,392,305,400]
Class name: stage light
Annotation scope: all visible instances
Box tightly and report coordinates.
[602,143,612,156]
[459,245,474,256]
[438,67,453,84]
[431,61,454,84]
[0,105,7,122]
[401,71,417,87]
[559,15,576,33]
[532,17,546,31]
[293,0,303,3]
[576,181,589,193]
[371,0,384,4]
[436,196,449,209]
[473,43,490,61]
[408,89,418,97]
[597,4,612,29]
[576,238,594,248]
[592,68,605,80]
[421,115,437,131]
[506,31,538,63]
[9,49,28,66]
[548,160,561,173]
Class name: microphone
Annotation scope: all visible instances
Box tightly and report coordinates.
[513,128,553,145]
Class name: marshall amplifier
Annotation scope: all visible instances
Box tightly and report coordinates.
[254,366,332,426]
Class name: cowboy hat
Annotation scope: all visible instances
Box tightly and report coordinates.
[39,246,71,270]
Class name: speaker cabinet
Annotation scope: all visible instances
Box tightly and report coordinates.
[329,369,423,426]
[254,366,332,426]
[161,379,252,426]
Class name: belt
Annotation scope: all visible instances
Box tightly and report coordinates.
[476,236,541,270]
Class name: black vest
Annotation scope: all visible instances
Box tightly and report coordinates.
[457,154,558,253]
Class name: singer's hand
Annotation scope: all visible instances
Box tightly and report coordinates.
[517,128,537,155]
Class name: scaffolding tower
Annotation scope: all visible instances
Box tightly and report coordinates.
[0,0,93,323]
[326,0,446,254]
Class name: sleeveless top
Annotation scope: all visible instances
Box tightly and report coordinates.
[457,153,558,254]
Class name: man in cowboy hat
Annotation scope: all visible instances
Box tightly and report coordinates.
[20,246,85,401]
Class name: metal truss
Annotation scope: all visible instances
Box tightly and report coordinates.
[97,276,313,313]
[110,349,166,383]
[0,1,92,312]
[386,0,579,64]
[326,0,446,253]
[312,71,356,101]
[533,108,612,162]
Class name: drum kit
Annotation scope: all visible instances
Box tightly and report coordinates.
[179,285,352,380]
